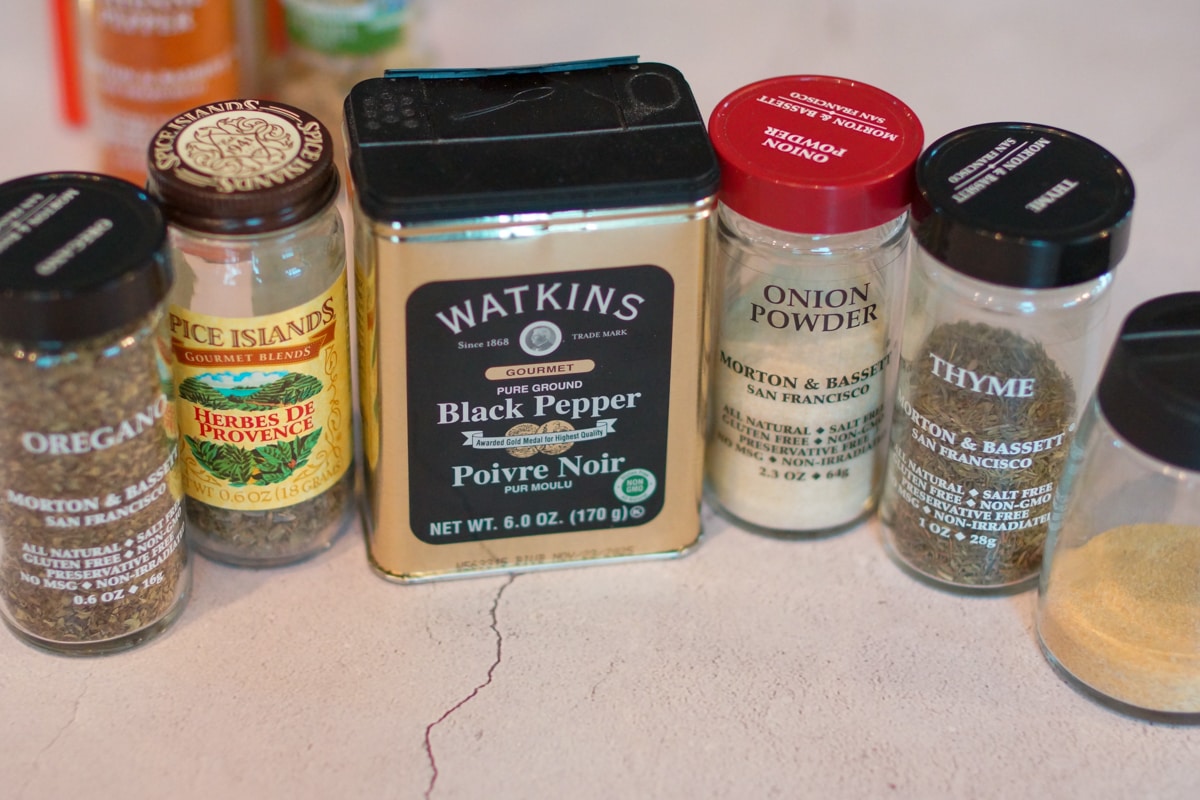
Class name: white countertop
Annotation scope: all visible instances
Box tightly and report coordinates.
[3,1,1199,798]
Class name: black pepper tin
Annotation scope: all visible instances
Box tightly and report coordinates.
[345,58,720,581]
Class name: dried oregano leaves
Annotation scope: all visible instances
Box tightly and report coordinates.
[0,320,188,648]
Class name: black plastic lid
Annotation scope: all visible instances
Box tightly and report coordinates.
[912,122,1134,288]
[146,99,338,235]
[0,172,171,343]
[344,59,721,223]
[1098,292,1200,471]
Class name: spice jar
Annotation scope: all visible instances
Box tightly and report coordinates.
[83,0,242,184]
[1037,293,1200,720]
[345,58,720,580]
[146,99,355,567]
[879,122,1135,592]
[273,0,425,159]
[704,75,923,535]
[0,172,190,654]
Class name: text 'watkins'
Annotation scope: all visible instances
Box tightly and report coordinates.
[434,282,646,334]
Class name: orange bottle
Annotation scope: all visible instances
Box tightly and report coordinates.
[89,0,241,183]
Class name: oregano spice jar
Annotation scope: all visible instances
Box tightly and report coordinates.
[704,75,923,535]
[878,122,1135,592]
[0,172,190,654]
[146,99,355,567]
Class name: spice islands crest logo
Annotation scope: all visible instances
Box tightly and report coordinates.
[179,113,299,178]
[156,104,327,194]
[179,370,324,487]
[152,101,327,192]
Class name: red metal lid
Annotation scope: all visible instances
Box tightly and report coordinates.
[708,75,923,234]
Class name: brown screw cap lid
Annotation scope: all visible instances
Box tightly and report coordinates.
[145,99,338,236]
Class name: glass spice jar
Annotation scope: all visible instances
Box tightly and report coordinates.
[1037,293,1200,721]
[146,99,355,567]
[0,172,190,654]
[273,0,426,168]
[878,122,1135,592]
[704,75,924,535]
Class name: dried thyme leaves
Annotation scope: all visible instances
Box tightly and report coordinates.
[0,323,187,646]
[885,321,1075,587]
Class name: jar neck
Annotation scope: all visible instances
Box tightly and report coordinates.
[2,306,165,364]
[167,201,343,269]
[911,245,1115,316]
[717,202,908,256]
[170,193,342,247]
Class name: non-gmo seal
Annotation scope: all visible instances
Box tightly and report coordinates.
[614,468,657,503]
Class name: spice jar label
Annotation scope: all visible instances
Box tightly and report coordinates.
[884,322,1074,586]
[90,0,240,183]
[706,259,897,530]
[168,272,353,512]
[282,0,408,56]
[0,332,187,645]
[402,264,673,543]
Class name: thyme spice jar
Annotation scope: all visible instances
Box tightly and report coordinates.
[146,99,355,567]
[346,58,720,580]
[705,75,923,535]
[1037,293,1200,720]
[878,123,1135,592]
[0,173,190,654]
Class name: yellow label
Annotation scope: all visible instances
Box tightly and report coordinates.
[169,272,353,511]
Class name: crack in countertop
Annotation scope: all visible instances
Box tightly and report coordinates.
[424,574,516,799]
[19,673,90,800]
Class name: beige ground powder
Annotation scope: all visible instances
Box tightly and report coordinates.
[1038,523,1200,714]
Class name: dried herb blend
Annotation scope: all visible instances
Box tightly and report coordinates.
[146,99,355,567]
[705,75,923,535]
[0,173,189,654]
[879,122,1134,591]
[886,321,1074,585]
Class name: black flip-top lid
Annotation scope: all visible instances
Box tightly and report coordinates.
[912,122,1134,288]
[1098,292,1200,471]
[344,58,721,223]
[0,172,171,344]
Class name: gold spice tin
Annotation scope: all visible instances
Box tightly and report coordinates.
[345,58,720,580]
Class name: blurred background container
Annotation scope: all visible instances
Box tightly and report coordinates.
[51,0,425,182]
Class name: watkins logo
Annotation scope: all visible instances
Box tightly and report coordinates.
[435,281,645,334]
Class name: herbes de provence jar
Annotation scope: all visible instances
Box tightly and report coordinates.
[146,99,355,567]
[705,75,923,535]
[0,172,190,654]
[345,58,720,580]
[879,122,1135,592]
[1037,293,1200,720]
